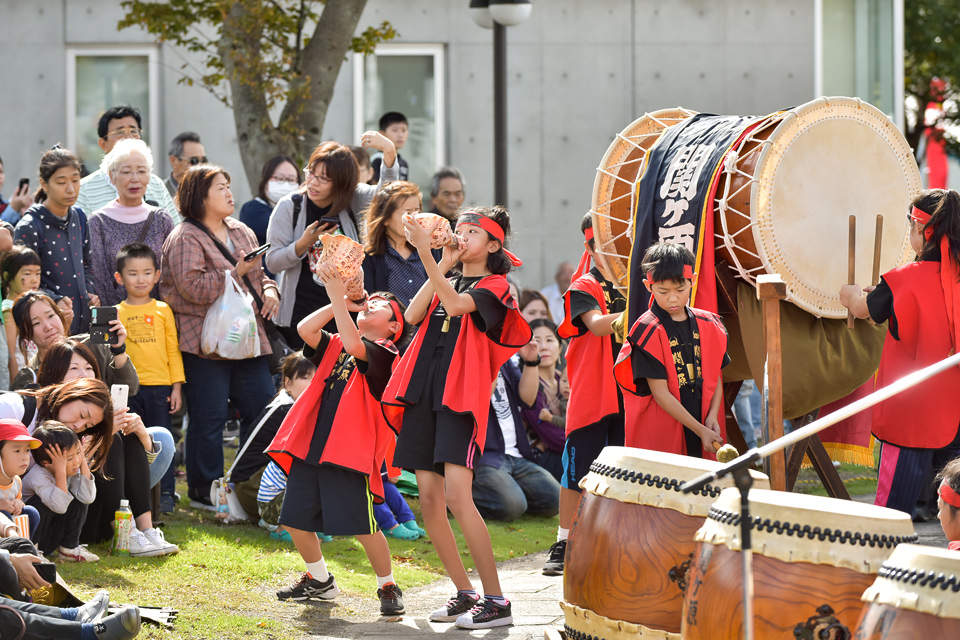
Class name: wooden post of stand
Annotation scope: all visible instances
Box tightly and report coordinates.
[847,215,856,328]
[757,274,787,492]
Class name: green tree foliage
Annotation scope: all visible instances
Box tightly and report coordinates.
[118,0,396,186]
[905,0,960,157]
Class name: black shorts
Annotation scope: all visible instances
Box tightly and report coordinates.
[277,459,376,536]
[393,352,480,475]
[561,414,625,489]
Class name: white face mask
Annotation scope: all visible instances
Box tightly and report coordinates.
[266,180,298,205]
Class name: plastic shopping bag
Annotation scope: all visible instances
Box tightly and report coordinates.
[200,271,261,359]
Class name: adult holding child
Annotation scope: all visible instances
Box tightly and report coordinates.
[34,340,177,557]
[87,139,175,306]
[14,147,96,334]
[161,163,278,509]
[265,134,398,346]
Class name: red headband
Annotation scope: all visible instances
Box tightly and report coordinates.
[941,481,960,509]
[369,295,404,343]
[584,227,594,242]
[456,213,523,266]
[911,206,935,242]
[645,264,694,285]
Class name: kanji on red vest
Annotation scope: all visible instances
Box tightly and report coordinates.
[614,307,728,458]
[266,333,396,502]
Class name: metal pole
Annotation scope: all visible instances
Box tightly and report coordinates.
[493,20,508,207]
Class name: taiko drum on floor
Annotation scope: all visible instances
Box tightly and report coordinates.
[680,488,917,640]
[853,544,960,638]
[562,447,768,639]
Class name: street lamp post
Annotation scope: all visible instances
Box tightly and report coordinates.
[470,0,532,208]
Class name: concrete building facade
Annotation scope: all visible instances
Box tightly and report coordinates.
[0,0,902,287]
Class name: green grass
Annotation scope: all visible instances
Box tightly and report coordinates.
[792,462,879,497]
[54,491,558,639]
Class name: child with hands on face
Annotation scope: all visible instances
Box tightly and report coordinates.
[22,422,99,561]
[0,419,41,540]
[268,263,410,616]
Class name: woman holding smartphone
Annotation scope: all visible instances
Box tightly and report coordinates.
[265,133,398,346]
[161,163,278,510]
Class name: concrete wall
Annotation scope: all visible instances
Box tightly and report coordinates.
[0,0,816,289]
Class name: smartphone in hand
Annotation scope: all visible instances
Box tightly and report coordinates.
[111,384,129,411]
[244,243,271,262]
[89,306,119,346]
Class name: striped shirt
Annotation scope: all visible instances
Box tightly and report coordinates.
[76,169,181,225]
[257,462,287,502]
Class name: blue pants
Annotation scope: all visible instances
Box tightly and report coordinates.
[0,504,39,539]
[181,353,274,497]
[732,380,760,449]
[373,478,416,530]
[472,455,560,521]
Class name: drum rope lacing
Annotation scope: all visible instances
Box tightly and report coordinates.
[706,505,919,547]
[564,625,609,640]
[876,563,960,592]
[589,460,724,498]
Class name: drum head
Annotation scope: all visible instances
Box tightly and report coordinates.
[584,446,768,516]
[862,544,960,619]
[697,487,917,573]
[591,109,696,289]
[750,97,921,318]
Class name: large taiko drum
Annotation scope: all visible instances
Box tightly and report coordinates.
[591,97,920,318]
[854,544,960,637]
[681,488,917,640]
[591,108,696,290]
[562,447,768,639]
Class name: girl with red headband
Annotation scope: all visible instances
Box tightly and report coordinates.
[382,204,531,629]
[544,212,627,577]
[842,188,960,517]
[937,458,960,549]
[267,266,410,617]
[613,241,729,457]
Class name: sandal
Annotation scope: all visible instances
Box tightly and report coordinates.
[270,529,292,542]
[400,520,427,538]
[384,524,419,540]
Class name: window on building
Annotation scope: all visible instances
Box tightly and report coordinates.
[818,0,901,128]
[67,47,159,174]
[354,44,446,196]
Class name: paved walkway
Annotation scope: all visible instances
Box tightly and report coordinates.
[305,500,947,639]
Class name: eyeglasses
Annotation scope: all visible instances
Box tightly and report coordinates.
[103,127,142,141]
[178,156,208,166]
[303,168,332,185]
[269,176,299,184]
[117,169,150,179]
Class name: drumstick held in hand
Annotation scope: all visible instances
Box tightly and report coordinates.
[872,214,883,286]
[847,215,856,329]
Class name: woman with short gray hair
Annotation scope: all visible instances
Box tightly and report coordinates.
[88,139,174,305]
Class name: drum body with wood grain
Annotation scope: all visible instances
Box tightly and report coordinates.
[854,544,960,638]
[562,447,768,639]
[681,488,916,639]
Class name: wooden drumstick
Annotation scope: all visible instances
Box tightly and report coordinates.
[872,214,884,285]
[847,215,856,328]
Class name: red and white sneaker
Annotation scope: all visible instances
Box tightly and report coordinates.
[58,545,101,562]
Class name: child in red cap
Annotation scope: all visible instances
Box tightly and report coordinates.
[0,418,41,539]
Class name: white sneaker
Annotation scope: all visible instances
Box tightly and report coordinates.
[128,528,166,557]
[58,544,101,562]
[142,527,179,555]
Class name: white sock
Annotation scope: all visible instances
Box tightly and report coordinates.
[557,527,569,542]
[376,573,395,588]
[305,559,329,582]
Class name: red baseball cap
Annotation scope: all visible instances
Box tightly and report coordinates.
[0,419,40,449]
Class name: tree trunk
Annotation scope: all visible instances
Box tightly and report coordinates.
[281,0,370,162]
[221,0,288,189]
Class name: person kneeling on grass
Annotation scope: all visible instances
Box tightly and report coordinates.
[22,422,99,562]
[267,269,411,617]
